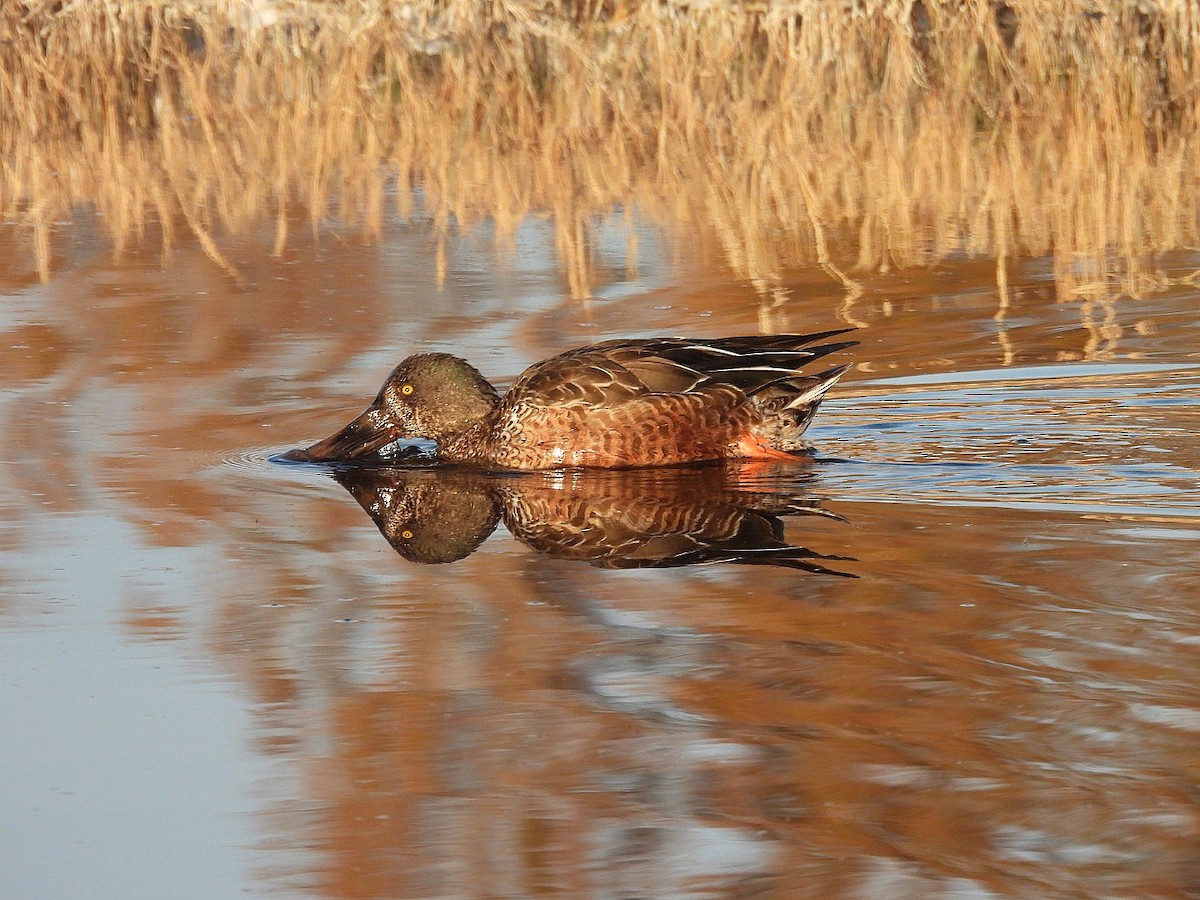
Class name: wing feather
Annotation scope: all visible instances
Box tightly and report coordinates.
[504,332,858,409]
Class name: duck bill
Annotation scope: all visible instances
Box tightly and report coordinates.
[296,406,400,462]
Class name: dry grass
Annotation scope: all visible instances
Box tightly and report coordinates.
[2,0,1198,298]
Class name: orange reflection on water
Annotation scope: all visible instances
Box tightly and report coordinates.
[1,228,1198,898]
[216,495,1200,898]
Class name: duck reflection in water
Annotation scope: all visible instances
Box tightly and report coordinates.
[326,463,855,575]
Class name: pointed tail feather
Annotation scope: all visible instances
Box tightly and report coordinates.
[783,363,852,408]
[748,363,852,452]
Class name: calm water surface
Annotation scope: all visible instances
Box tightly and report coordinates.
[2,220,1199,898]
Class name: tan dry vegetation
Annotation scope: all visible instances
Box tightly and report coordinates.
[1,0,1198,298]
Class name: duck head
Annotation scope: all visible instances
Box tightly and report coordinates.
[296,353,500,461]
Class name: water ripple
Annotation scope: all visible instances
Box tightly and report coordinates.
[816,364,1199,517]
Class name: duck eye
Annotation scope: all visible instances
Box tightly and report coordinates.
[400,529,414,540]
[401,384,414,396]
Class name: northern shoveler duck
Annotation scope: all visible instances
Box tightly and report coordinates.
[293,331,856,470]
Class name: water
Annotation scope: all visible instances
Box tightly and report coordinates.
[2,220,1199,898]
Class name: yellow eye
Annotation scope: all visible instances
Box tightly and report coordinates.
[400,529,414,540]
[401,384,414,396]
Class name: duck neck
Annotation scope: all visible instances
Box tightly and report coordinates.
[436,416,497,463]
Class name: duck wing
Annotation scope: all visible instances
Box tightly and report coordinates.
[589,330,858,395]
[504,330,857,408]
[505,350,650,407]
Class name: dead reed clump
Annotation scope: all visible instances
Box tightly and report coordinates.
[1,0,1198,298]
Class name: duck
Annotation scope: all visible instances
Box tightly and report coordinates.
[291,331,856,470]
